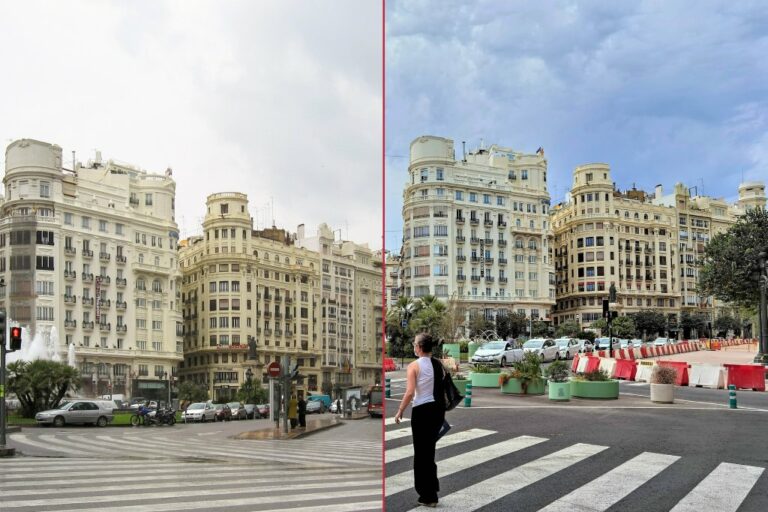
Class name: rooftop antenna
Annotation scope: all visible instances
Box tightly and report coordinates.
[462,141,466,162]
[271,196,275,228]
[72,150,76,170]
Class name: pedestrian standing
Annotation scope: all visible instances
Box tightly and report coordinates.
[288,395,298,429]
[297,396,306,428]
[394,333,444,508]
[336,398,342,414]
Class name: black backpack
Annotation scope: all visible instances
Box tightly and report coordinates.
[430,358,463,411]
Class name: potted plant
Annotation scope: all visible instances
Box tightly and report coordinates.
[650,366,677,403]
[500,352,545,395]
[571,368,619,399]
[452,372,469,393]
[545,360,571,401]
[470,364,502,388]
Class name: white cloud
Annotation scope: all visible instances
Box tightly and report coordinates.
[0,0,382,247]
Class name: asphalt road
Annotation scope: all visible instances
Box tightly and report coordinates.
[2,413,383,512]
[385,384,768,511]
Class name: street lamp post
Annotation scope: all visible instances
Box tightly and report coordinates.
[161,371,170,408]
[755,251,768,364]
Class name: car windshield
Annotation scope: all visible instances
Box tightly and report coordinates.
[188,403,204,410]
[555,340,570,347]
[523,340,544,348]
[483,342,506,350]
[369,391,383,404]
[55,402,74,411]
[227,403,240,408]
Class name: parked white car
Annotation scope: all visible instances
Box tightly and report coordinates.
[594,337,621,351]
[182,402,216,423]
[36,400,114,427]
[554,338,581,359]
[522,338,559,361]
[653,337,675,346]
[575,339,594,354]
[471,341,524,367]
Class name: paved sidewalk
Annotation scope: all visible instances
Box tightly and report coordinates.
[233,416,343,440]
[649,342,762,365]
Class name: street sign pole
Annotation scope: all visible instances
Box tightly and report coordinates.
[282,355,291,434]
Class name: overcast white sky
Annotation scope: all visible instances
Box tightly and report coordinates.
[386,1,768,252]
[0,0,382,248]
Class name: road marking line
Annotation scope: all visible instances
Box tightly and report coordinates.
[385,428,412,441]
[385,417,410,426]
[0,480,381,508]
[539,451,680,511]
[386,435,548,496]
[386,428,496,463]
[257,502,382,512]
[429,443,608,511]
[670,462,765,512]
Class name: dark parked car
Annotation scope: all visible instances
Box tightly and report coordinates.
[213,403,231,422]
[256,404,270,418]
[227,402,246,420]
[243,404,257,419]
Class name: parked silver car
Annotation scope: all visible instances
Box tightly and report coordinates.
[227,402,247,420]
[554,337,581,359]
[36,400,114,427]
[182,402,216,422]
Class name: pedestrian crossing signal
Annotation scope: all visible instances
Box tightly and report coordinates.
[10,326,22,351]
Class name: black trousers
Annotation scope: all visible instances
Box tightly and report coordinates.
[411,401,445,503]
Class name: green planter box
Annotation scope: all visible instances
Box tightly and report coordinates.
[453,379,470,393]
[500,377,546,395]
[470,372,502,388]
[442,343,461,360]
[570,380,619,399]
[468,342,480,359]
[548,381,571,401]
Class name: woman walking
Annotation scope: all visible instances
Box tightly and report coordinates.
[394,333,445,508]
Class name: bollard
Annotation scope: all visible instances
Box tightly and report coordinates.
[464,382,472,408]
[385,378,391,398]
[729,384,737,409]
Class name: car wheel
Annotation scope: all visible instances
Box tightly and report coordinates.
[96,416,108,428]
[201,416,206,423]
[554,352,560,360]
[53,416,65,427]
[500,356,507,367]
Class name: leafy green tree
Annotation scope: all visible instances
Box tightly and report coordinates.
[386,296,415,360]
[236,379,268,404]
[7,360,81,418]
[630,310,667,338]
[555,320,581,338]
[591,318,608,335]
[531,320,551,337]
[469,314,495,338]
[321,380,332,396]
[679,311,707,339]
[698,208,768,309]
[177,381,209,403]
[576,331,596,342]
[612,316,636,338]
[497,311,528,339]
[714,313,742,337]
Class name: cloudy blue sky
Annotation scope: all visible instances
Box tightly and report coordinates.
[0,0,382,247]
[385,0,768,252]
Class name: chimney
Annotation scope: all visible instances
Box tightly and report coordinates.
[655,184,663,198]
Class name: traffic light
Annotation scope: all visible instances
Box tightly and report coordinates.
[602,299,609,319]
[10,326,22,351]
[0,309,5,346]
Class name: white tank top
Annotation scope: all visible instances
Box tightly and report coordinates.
[413,356,436,407]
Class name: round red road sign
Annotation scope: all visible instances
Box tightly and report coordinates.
[267,361,281,377]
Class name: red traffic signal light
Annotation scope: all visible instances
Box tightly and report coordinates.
[10,326,22,351]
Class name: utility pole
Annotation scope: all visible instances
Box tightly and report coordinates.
[0,307,16,457]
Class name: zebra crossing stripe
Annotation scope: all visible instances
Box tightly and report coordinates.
[386,435,548,496]
[432,443,609,511]
[0,480,381,508]
[385,428,412,441]
[10,434,84,456]
[385,417,410,426]
[257,502,382,512]
[386,428,495,463]
[539,451,681,511]
[670,462,765,512]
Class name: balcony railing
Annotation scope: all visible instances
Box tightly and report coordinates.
[82,321,95,330]
[484,220,493,227]
[456,236,465,243]
[82,273,94,282]
[64,295,76,304]
[499,277,508,283]
[98,276,110,284]
[82,249,94,258]
[456,216,465,224]
[116,300,127,309]
[99,252,111,262]
[456,275,466,281]
[498,240,507,247]
[469,218,479,225]
[64,270,76,280]
[456,255,466,262]
[471,275,481,282]
[499,258,508,264]
[484,238,494,245]
[470,237,480,244]
[116,324,127,333]
[116,255,127,264]
[99,323,111,332]
[98,299,111,308]
[82,297,94,306]
[116,278,127,287]
[64,320,77,328]
[65,247,76,255]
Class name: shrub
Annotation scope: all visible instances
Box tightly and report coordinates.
[472,364,498,374]
[576,368,611,381]
[459,340,469,353]
[499,372,512,386]
[545,360,570,383]
[651,366,678,385]
[511,352,544,381]
[453,372,467,380]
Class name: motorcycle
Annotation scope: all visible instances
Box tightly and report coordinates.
[131,408,176,426]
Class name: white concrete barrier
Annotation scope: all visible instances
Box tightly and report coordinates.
[635,361,657,383]
[576,356,591,373]
[688,364,726,389]
[599,358,617,377]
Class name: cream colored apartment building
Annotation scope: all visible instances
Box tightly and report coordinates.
[551,163,766,335]
[1,139,183,399]
[179,196,382,401]
[399,135,555,324]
